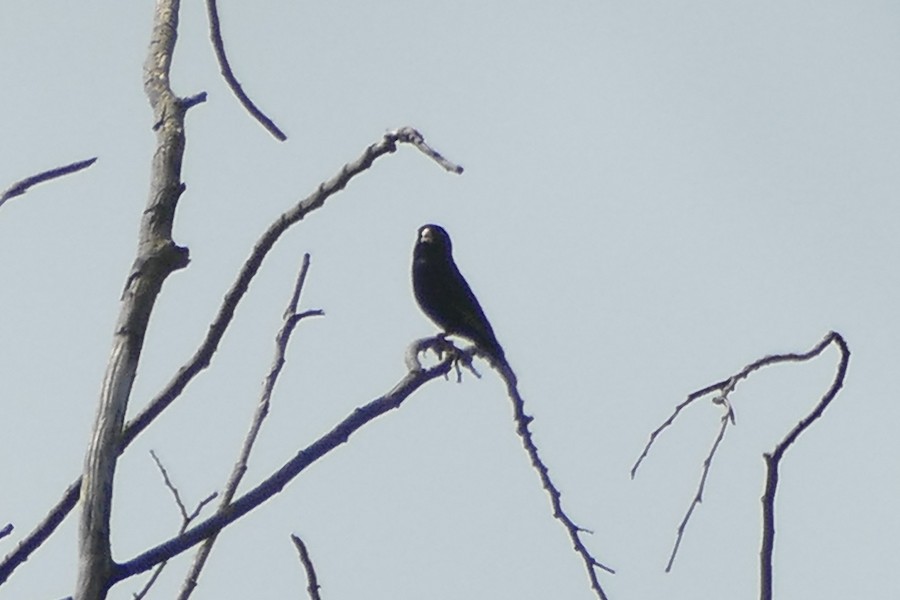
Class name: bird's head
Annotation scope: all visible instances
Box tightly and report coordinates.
[417,224,452,253]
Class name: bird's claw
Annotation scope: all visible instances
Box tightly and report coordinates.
[451,345,482,382]
[405,335,481,382]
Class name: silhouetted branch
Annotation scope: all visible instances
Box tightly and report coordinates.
[178,254,321,600]
[150,450,190,519]
[0,481,79,585]
[0,157,97,208]
[409,339,612,597]
[631,331,849,576]
[149,450,218,525]
[664,413,729,572]
[760,331,848,600]
[111,347,458,583]
[0,525,12,542]
[290,534,323,600]
[133,451,218,600]
[205,0,286,140]
[0,126,461,587]
[493,357,614,600]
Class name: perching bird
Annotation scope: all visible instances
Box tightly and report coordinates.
[412,224,505,363]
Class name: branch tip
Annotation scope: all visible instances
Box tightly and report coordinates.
[205,0,287,140]
[1,157,98,207]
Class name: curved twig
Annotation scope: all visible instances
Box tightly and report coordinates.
[760,332,849,600]
[633,332,840,478]
[205,0,287,140]
[631,331,848,575]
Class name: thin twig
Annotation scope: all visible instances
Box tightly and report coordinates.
[134,451,218,600]
[492,356,613,600]
[178,254,321,600]
[632,332,839,478]
[0,157,97,208]
[0,127,459,587]
[284,254,313,318]
[205,0,287,141]
[290,534,323,600]
[760,332,849,600]
[394,128,463,174]
[149,450,190,521]
[630,394,701,480]
[665,413,730,572]
[0,525,12,542]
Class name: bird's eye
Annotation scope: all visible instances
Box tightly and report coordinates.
[420,227,435,243]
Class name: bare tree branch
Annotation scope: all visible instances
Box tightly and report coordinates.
[149,450,192,523]
[398,129,464,174]
[178,254,321,600]
[631,331,849,576]
[665,412,730,572]
[760,331,849,600]
[76,0,194,595]
[490,357,614,600]
[290,534,323,600]
[0,126,461,588]
[0,525,12,542]
[0,482,80,585]
[110,347,461,583]
[205,0,287,140]
[0,157,97,208]
[133,452,218,600]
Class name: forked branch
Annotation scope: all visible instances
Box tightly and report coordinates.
[133,452,218,599]
[759,332,849,600]
[631,331,849,579]
[110,348,461,583]
[177,254,321,600]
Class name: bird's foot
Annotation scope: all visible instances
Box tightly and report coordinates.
[405,335,481,382]
[451,345,482,382]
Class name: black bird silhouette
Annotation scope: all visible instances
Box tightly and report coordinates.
[412,224,505,363]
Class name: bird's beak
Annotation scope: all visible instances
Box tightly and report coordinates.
[420,227,435,243]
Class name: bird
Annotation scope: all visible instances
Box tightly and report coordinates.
[412,224,506,364]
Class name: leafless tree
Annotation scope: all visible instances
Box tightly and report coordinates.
[0,2,614,600]
[0,4,850,600]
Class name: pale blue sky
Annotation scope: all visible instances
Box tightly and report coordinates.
[2,2,899,599]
